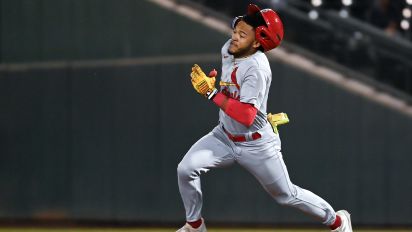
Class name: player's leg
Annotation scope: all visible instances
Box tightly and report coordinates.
[240,148,335,223]
[177,129,235,223]
[235,125,346,229]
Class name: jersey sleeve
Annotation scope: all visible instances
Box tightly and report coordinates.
[239,68,267,108]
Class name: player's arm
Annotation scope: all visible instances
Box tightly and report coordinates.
[211,93,257,127]
[190,64,258,127]
[212,68,266,127]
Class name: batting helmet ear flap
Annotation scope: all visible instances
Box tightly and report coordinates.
[255,9,284,51]
[255,25,280,51]
[231,16,243,29]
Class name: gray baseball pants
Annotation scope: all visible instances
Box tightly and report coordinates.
[177,123,336,225]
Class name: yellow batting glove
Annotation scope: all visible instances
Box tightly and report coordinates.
[190,64,218,100]
[267,112,289,134]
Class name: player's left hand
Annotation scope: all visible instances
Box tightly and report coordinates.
[190,64,218,100]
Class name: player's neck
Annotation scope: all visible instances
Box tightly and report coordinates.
[233,49,258,59]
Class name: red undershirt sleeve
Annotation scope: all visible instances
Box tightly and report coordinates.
[212,92,258,127]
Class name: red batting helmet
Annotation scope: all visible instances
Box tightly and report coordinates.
[232,4,284,52]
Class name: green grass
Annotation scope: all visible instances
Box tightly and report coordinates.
[1,229,412,232]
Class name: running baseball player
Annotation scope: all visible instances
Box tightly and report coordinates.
[176,4,353,232]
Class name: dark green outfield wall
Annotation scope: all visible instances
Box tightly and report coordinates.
[1,60,412,225]
[0,0,226,63]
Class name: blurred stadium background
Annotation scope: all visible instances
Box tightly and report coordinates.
[1,0,412,231]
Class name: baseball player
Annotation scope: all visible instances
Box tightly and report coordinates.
[176,4,353,232]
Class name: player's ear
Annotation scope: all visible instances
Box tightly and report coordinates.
[252,40,261,50]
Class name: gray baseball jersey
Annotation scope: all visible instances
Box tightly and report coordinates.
[219,39,270,134]
[177,39,337,227]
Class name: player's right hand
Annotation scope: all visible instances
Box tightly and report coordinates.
[190,64,218,100]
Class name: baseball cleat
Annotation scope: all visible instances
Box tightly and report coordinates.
[331,210,353,232]
[176,218,207,232]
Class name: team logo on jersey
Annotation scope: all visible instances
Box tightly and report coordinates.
[221,87,240,100]
[219,81,237,87]
[219,66,240,100]
[231,67,240,90]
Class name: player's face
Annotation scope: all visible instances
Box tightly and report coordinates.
[228,20,261,58]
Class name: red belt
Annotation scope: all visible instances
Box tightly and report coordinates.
[222,126,261,142]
